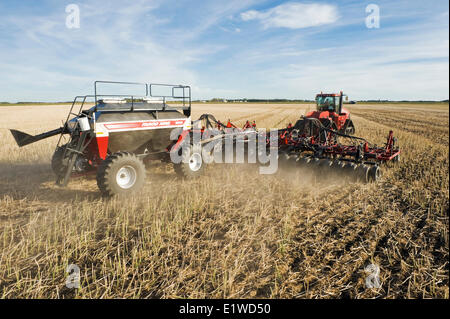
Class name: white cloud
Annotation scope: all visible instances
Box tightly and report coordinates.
[0,0,447,101]
[241,10,260,21]
[206,20,449,101]
[240,2,339,29]
[0,0,246,101]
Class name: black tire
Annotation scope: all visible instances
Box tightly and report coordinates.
[51,144,68,176]
[96,152,146,197]
[368,165,381,182]
[173,144,204,178]
[344,119,355,135]
[342,162,359,181]
[356,164,370,183]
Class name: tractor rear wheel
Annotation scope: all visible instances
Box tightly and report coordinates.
[96,152,146,197]
[173,144,204,178]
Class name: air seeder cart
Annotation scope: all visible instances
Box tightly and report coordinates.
[10,81,204,196]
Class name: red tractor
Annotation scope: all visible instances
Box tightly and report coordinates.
[304,91,355,135]
[276,91,400,182]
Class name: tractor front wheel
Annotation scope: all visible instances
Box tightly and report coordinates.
[96,152,146,197]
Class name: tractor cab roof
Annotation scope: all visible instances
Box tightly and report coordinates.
[316,92,342,97]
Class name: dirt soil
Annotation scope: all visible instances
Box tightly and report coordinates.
[0,102,448,298]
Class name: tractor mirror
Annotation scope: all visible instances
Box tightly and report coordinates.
[345,96,349,101]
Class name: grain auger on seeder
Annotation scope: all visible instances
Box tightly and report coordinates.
[275,116,401,182]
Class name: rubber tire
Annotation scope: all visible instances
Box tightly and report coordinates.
[356,164,370,183]
[96,152,146,197]
[173,144,205,178]
[342,162,359,181]
[368,165,381,182]
[51,144,68,176]
[345,127,355,135]
[344,119,355,135]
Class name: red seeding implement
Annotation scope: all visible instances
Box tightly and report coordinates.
[9,81,400,196]
[275,116,400,182]
[271,91,400,182]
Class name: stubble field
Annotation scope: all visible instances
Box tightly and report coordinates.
[0,102,448,298]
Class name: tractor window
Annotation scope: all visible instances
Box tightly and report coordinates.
[316,96,337,112]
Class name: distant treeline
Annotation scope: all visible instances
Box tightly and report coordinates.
[198,98,314,103]
[193,98,449,103]
[0,101,73,105]
[1,99,448,106]
[359,100,449,103]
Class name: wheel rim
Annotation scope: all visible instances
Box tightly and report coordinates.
[189,153,202,172]
[116,165,137,189]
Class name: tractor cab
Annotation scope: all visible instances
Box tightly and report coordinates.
[304,91,355,135]
[315,92,344,114]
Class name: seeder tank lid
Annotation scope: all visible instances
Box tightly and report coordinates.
[98,98,165,104]
[97,98,128,104]
[95,100,189,112]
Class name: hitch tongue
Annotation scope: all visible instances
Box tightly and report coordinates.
[9,127,65,147]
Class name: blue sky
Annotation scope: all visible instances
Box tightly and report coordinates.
[0,0,448,101]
